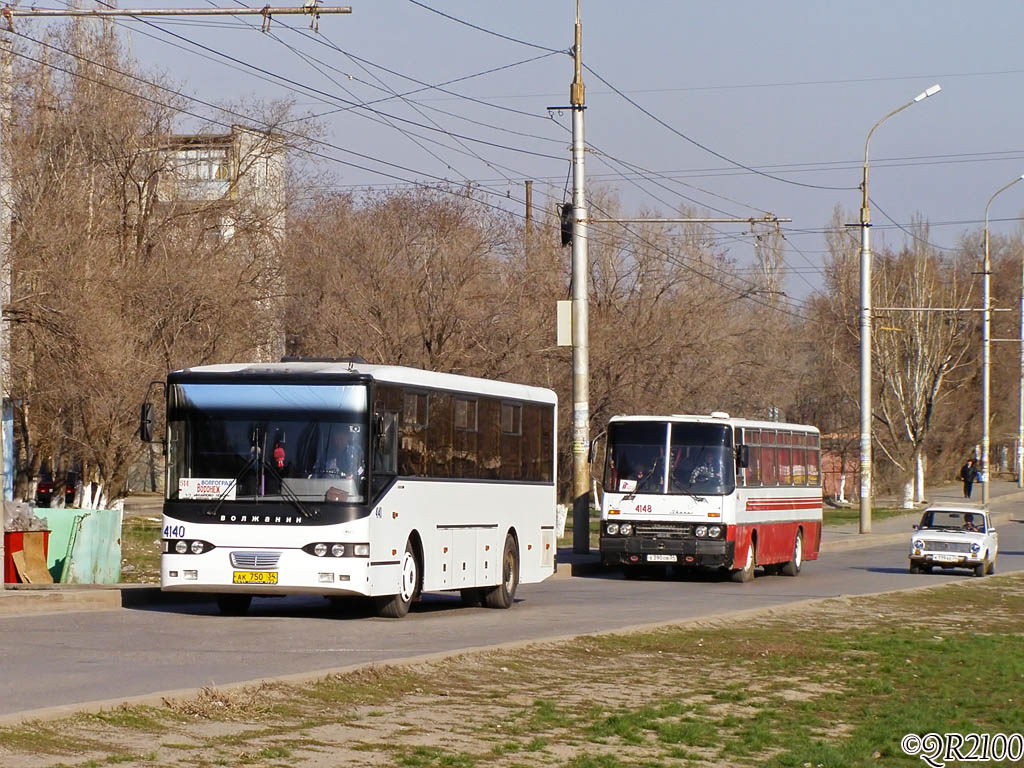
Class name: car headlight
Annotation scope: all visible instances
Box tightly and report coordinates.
[970,542,981,553]
[708,526,721,538]
[606,523,619,536]
[913,539,924,550]
[695,525,708,537]
[175,540,188,554]
[314,542,328,557]
[619,523,633,536]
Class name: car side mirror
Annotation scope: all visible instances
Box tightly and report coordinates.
[912,524,918,530]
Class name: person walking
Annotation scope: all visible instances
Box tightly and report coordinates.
[960,458,979,499]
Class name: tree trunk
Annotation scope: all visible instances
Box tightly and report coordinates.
[914,451,925,504]
[901,477,915,509]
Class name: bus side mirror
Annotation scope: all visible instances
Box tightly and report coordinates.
[588,430,606,465]
[139,379,166,444]
[139,402,154,443]
[736,444,749,469]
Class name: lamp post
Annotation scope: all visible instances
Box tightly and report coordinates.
[859,84,940,534]
[983,175,1024,503]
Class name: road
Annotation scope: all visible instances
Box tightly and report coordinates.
[1,513,1022,720]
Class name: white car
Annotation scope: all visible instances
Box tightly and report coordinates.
[909,505,998,577]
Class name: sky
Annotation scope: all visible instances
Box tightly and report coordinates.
[21,0,1024,313]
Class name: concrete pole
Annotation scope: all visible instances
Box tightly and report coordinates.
[858,84,940,534]
[0,36,9,589]
[1020,251,1024,487]
[983,174,1024,503]
[569,1,591,555]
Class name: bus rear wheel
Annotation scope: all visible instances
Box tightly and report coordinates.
[484,533,519,609]
[216,594,252,616]
[375,540,420,618]
[781,531,803,577]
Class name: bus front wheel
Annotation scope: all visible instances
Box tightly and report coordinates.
[731,538,756,583]
[376,540,420,618]
[484,533,519,609]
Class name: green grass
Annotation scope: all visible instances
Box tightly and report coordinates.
[823,505,915,526]
[119,517,162,583]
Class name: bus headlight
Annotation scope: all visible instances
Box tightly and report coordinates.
[175,540,188,554]
[314,542,328,557]
[695,526,708,538]
[619,523,632,536]
[190,540,204,555]
[352,544,370,557]
[708,526,721,538]
[606,523,619,535]
[331,543,346,557]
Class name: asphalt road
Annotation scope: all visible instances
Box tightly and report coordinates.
[2,515,1023,720]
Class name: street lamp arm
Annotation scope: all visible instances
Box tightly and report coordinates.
[861,85,940,215]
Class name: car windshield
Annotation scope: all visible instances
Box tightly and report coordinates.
[167,382,369,504]
[920,510,986,532]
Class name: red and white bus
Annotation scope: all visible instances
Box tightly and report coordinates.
[595,413,822,581]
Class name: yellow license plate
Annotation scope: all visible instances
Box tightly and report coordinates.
[232,571,278,584]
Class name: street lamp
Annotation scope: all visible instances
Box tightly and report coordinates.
[859,84,941,534]
[983,174,1024,503]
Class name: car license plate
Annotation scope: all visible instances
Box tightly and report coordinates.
[233,571,278,584]
[933,554,959,563]
[647,554,677,563]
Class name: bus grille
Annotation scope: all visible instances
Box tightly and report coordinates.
[633,523,688,539]
[230,551,281,569]
[922,541,971,553]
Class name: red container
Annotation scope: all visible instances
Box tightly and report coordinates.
[3,531,51,583]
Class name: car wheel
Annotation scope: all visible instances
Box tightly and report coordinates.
[731,537,756,583]
[781,531,803,577]
[973,561,986,578]
[909,563,920,574]
[986,557,995,575]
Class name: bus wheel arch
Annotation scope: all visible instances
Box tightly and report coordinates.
[731,531,756,583]
[375,535,422,618]
[781,527,803,577]
[484,529,520,609]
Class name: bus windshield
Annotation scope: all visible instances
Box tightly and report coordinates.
[167,382,369,504]
[604,421,734,496]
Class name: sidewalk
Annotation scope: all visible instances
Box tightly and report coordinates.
[3,482,1023,613]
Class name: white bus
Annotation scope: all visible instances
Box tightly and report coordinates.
[140,360,557,617]
[595,413,822,581]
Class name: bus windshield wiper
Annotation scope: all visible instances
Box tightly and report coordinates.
[257,457,316,519]
[204,455,256,518]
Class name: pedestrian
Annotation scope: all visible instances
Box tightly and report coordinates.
[960,458,978,499]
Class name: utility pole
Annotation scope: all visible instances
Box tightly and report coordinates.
[568,0,590,555]
[0,4,352,592]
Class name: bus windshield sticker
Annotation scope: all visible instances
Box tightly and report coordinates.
[179,478,237,500]
[619,479,637,492]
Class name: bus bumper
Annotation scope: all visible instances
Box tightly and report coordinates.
[600,537,734,569]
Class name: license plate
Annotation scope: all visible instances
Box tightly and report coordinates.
[933,554,959,563]
[232,571,278,584]
[647,554,677,563]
